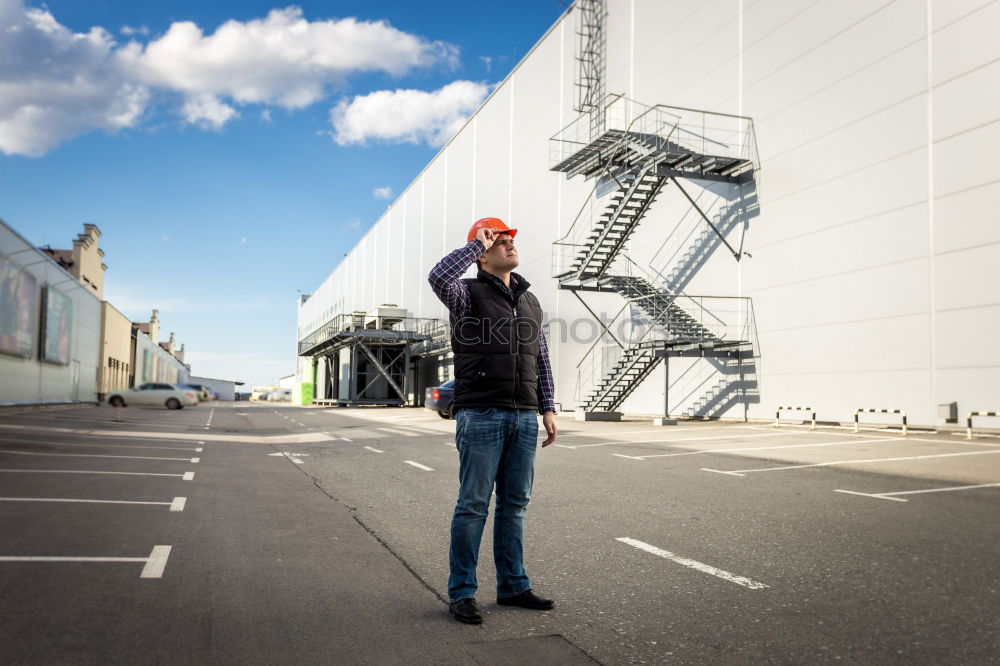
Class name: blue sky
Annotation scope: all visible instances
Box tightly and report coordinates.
[0,0,568,387]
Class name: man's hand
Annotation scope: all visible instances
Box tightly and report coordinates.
[541,411,557,447]
[476,228,496,250]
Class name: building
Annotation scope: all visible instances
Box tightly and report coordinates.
[0,219,102,404]
[98,301,132,400]
[39,223,106,299]
[0,217,199,406]
[296,0,1000,428]
[132,310,190,386]
[189,375,243,402]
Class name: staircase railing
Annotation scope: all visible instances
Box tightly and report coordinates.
[572,293,755,410]
[551,95,759,280]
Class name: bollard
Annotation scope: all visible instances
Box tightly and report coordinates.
[854,408,907,436]
[774,406,816,430]
[967,411,998,439]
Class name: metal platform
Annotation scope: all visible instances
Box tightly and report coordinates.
[552,129,753,183]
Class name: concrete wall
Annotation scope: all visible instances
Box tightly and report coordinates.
[0,219,102,404]
[298,0,1000,427]
[98,301,132,398]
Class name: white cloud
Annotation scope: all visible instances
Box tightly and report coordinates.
[181,94,238,130]
[239,236,248,245]
[0,0,149,156]
[372,186,392,199]
[0,1,462,154]
[330,80,490,147]
[121,6,458,121]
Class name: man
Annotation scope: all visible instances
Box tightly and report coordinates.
[428,217,558,625]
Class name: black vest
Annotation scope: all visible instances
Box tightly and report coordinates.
[450,270,544,410]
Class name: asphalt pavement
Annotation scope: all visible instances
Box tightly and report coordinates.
[0,402,997,664]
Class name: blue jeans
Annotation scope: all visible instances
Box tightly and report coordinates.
[448,407,538,602]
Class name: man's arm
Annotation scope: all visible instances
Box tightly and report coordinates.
[427,239,485,318]
[537,328,557,446]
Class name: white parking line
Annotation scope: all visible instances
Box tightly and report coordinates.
[141,545,172,577]
[0,450,199,463]
[364,446,384,453]
[744,424,998,447]
[615,437,898,461]
[0,433,200,444]
[0,468,195,480]
[0,496,188,511]
[404,460,434,471]
[616,537,769,590]
[834,482,1000,502]
[703,448,1000,476]
[0,439,201,452]
[0,545,172,579]
[558,426,745,439]
[379,427,419,437]
[560,431,797,450]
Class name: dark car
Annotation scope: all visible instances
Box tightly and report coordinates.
[424,379,456,419]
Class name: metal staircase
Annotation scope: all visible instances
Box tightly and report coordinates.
[567,170,667,281]
[582,344,661,412]
[578,275,751,413]
[601,276,715,342]
[551,96,760,418]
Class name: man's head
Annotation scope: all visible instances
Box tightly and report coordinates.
[468,217,519,274]
[477,231,519,273]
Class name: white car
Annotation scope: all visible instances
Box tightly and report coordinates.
[107,383,199,410]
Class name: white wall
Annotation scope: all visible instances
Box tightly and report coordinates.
[134,329,189,386]
[299,0,1000,427]
[189,375,236,401]
[0,219,101,404]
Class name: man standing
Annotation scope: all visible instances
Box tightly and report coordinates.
[428,217,558,625]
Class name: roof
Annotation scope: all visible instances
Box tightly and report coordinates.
[41,246,73,268]
[133,322,150,334]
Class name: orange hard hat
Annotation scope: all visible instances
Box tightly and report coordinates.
[467,217,517,242]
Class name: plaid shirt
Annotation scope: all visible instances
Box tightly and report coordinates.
[428,239,556,414]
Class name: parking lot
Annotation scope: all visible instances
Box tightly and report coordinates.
[1,403,997,664]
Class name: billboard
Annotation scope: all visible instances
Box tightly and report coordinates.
[41,286,73,365]
[0,252,38,358]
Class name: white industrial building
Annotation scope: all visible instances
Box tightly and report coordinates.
[297,0,1000,428]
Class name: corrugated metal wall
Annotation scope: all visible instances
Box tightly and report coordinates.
[299,0,1000,426]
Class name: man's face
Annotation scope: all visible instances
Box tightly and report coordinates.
[481,232,519,272]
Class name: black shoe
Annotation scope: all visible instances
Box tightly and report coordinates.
[496,589,554,610]
[449,598,483,624]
